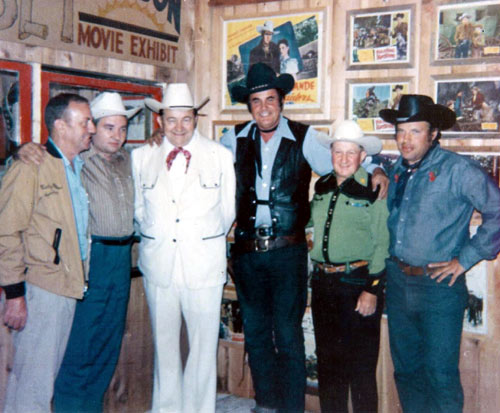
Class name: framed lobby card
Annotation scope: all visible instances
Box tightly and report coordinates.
[347,5,414,70]
[434,75,500,137]
[346,80,411,135]
[222,10,325,112]
[433,0,500,65]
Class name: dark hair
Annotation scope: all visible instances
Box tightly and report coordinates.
[45,93,89,135]
[246,88,286,113]
[278,38,289,47]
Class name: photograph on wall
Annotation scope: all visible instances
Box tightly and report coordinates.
[435,1,500,63]
[435,77,500,135]
[347,6,413,69]
[223,11,324,110]
[347,81,410,134]
[213,121,240,141]
[124,98,149,142]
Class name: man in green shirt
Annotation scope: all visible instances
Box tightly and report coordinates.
[309,120,389,412]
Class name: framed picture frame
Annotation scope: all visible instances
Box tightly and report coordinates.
[41,71,162,143]
[212,120,240,141]
[434,75,500,137]
[346,5,414,70]
[346,79,412,135]
[433,0,500,65]
[221,10,325,112]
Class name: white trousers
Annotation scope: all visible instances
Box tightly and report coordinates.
[144,278,223,413]
[3,283,76,413]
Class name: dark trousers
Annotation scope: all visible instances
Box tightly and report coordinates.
[311,270,383,413]
[385,259,468,413]
[232,243,308,412]
[53,239,132,413]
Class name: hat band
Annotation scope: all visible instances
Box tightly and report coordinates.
[250,82,273,92]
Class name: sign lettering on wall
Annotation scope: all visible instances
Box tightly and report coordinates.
[0,0,184,68]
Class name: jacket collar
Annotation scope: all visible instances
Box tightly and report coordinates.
[45,138,62,159]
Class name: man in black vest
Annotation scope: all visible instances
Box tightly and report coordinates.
[221,63,388,412]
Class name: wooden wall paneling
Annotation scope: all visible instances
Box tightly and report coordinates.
[103,277,154,412]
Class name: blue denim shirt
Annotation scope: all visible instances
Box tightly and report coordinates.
[221,116,377,226]
[387,143,500,270]
[49,138,89,261]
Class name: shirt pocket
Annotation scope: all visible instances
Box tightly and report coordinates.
[199,172,222,190]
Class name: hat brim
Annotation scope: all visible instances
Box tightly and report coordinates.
[93,106,141,120]
[379,105,456,130]
[316,132,382,156]
[231,73,295,103]
[144,97,209,113]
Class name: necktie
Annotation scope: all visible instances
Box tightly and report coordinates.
[166,147,191,173]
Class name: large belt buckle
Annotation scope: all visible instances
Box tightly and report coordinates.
[255,225,271,252]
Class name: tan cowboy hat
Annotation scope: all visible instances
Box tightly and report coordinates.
[90,92,141,120]
[144,83,209,114]
[316,120,382,156]
[257,20,279,34]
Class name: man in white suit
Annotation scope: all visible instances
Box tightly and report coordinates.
[131,83,236,413]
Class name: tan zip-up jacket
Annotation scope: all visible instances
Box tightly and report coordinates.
[0,142,87,299]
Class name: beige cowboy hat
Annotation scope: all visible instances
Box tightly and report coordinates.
[316,120,382,156]
[144,83,209,114]
[90,92,142,120]
[256,20,279,34]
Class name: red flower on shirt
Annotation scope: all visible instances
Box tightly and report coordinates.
[394,174,399,183]
[429,171,436,182]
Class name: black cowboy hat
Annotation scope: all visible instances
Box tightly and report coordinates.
[231,63,295,103]
[393,13,405,21]
[379,94,456,130]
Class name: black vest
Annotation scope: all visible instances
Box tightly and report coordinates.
[234,118,311,240]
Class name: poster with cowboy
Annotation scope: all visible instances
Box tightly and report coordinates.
[348,6,412,68]
[222,12,323,110]
[436,1,500,62]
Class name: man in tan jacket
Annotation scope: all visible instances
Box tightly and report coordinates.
[0,93,95,412]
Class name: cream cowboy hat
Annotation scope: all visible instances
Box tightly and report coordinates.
[90,92,141,120]
[316,120,382,156]
[144,83,209,114]
[257,20,279,34]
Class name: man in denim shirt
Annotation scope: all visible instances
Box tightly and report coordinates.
[379,95,500,413]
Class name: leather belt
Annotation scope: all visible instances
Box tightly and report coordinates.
[391,256,426,276]
[315,260,368,274]
[92,234,135,246]
[235,234,305,253]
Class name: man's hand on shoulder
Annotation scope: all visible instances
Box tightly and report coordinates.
[428,258,466,287]
[17,142,47,165]
[371,167,389,199]
[3,296,27,330]
[146,128,164,147]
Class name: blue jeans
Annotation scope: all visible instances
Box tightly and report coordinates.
[386,259,468,413]
[232,243,308,412]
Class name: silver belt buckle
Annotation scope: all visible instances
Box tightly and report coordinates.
[254,238,270,252]
[255,224,271,240]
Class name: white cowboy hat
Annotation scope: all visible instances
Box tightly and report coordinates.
[90,92,141,120]
[256,20,279,35]
[316,120,382,155]
[144,83,209,114]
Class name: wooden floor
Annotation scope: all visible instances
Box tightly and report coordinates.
[216,393,255,412]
